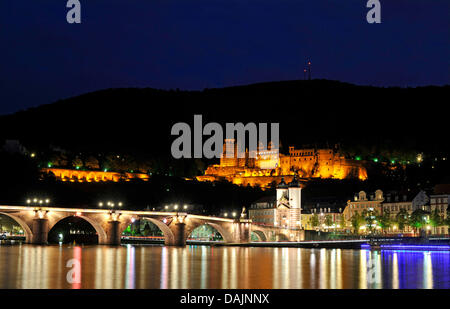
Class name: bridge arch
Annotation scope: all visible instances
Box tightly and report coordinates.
[0,212,33,243]
[275,233,289,241]
[140,217,175,245]
[48,214,107,244]
[251,229,268,242]
[186,221,233,243]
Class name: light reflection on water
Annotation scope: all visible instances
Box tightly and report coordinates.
[0,244,448,289]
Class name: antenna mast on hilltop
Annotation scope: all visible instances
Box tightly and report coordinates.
[307,60,312,80]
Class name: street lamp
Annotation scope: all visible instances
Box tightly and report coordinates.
[27,197,50,206]
[99,200,123,209]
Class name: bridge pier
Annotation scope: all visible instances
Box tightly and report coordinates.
[31,218,49,244]
[168,222,186,246]
[232,221,250,243]
[104,220,121,245]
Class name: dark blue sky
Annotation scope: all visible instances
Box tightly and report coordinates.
[1,0,449,115]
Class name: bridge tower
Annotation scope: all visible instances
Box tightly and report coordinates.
[276,177,289,202]
[288,174,302,209]
[288,175,302,229]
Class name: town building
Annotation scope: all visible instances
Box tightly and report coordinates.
[302,197,346,231]
[382,190,429,215]
[345,189,432,235]
[382,190,421,234]
[343,190,384,223]
[248,196,277,226]
[430,184,450,235]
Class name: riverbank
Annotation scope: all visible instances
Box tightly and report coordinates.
[213,240,366,249]
[4,237,450,250]
[213,238,450,249]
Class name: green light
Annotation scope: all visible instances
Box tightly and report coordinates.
[373,158,378,163]
[391,160,395,164]
[76,166,80,170]
[47,162,52,168]
[355,156,361,161]
[104,168,108,172]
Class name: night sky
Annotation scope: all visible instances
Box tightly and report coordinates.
[1,0,449,115]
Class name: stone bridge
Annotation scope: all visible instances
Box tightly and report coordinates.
[0,205,304,246]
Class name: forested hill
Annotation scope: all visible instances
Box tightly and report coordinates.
[1,79,448,158]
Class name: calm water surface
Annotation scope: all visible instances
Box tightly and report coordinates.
[0,244,448,289]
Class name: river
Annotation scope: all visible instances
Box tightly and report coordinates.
[0,244,448,289]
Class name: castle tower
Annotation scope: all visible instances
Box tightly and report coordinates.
[220,139,238,167]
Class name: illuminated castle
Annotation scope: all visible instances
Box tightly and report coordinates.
[218,138,280,171]
[197,139,367,189]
